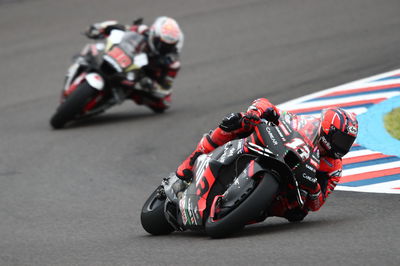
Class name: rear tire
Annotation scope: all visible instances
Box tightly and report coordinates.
[141,186,175,235]
[205,172,279,238]
[50,81,97,129]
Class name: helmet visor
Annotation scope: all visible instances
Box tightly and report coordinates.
[331,130,356,157]
[153,37,176,54]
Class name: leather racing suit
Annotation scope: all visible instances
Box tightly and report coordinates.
[85,20,181,112]
[176,98,343,222]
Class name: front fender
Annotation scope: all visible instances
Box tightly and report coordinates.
[85,73,105,90]
[210,160,276,218]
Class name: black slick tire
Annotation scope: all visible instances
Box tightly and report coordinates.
[50,81,97,129]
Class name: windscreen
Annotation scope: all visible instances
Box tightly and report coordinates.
[119,32,144,55]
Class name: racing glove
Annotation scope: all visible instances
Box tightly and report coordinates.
[85,20,121,39]
[241,113,261,130]
[219,112,243,132]
[261,107,280,125]
[246,98,280,125]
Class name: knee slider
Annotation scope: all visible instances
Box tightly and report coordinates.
[284,208,307,222]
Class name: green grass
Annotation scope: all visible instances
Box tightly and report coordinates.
[384,107,400,140]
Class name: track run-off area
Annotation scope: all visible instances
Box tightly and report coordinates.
[0,0,399,265]
[280,69,400,194]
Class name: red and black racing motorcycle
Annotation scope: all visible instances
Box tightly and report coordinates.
[141,113,319,238]
[50,29,165,129]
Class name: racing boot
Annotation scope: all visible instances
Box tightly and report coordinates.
[175,127,238,180]
[175,130,224,182]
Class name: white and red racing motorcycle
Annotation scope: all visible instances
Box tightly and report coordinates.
[50,29,165,129]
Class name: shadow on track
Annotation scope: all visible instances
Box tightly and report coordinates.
[49,109,172,130]
[137,215,357,240]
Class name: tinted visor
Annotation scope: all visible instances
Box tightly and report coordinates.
[153,37,176,54]
[331,130,356,157]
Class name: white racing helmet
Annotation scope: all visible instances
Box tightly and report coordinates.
[148,16,184,55]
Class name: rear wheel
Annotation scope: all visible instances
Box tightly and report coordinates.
[205,172,279,238]
[141,186,175,235]
[50,81,98,129]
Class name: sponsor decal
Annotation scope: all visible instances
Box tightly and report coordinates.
[311,149,320,162]
[320,136,331,149]
[187,198,198,225]
[330,169,342,178]
[107,46,132,68]
[275,126,287,141]
[285,138,310,161]
[305,163,316,173]
[219,143,235,163]
[302,172,317,183]
[179,198,188,225]
[265,127,278,145]
[194,155,211,186]
[237,139,244,154]
[310,159,319,168]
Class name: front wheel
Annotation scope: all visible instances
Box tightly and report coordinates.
[141,186,175,235]
[205,172,279,238]
[50,81,98,129]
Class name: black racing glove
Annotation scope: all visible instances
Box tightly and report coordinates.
[84,21,123,39]
[262,107,280,125]
[219,112,243,132]
[241,113,261,130]
[85,24,104,39]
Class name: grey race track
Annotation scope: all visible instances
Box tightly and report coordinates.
[1,0,399,265]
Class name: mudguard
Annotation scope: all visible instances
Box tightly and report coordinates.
[209,160,276,219]
[85,73,105,90]
[206,165,280,238]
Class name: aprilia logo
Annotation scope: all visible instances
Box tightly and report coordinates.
[302,173,317,183]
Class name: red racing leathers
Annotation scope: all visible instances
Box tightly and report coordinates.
[176,98,343,221]
[86,21,181,112]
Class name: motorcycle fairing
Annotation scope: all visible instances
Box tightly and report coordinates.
[60,32,147,115]
[209,160,270,221]
[63,72,86,98]
[178,140,262,228]
[85,73,105,90]
[248,117,318,205]
[104,46,133,72]
[104,31,147,73]
[178,154,216,227]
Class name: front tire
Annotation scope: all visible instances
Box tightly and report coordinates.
[205,172,279,238]
[141,186,175,235]
[50,81,98,129]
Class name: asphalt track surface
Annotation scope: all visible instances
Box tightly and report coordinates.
[1,0,400,265]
